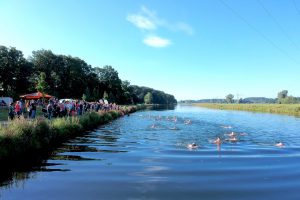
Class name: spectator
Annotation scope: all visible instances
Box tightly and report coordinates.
[15,101,21,118]
[8,102,15,120]
[30,101,37,119]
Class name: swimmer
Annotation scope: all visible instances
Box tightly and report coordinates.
[151,124,156,129]
[173,117,177,122]
[184,119,192,125]
[227,132,236,137]
[187,143,198,149]
[170,126,178,130]
[275,142,284,147]
[214,137,222,145]
[227,137,238,142]
[221,125,232,129]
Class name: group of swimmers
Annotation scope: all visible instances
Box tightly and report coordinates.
[149,115,191,130]
[187,128,285,150]
[145,115,285,149]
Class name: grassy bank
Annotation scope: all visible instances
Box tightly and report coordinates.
[194,103,300,116]
[0,107,8,121]
[0,105,143,165]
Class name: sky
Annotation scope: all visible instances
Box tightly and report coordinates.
[1,0,300,100]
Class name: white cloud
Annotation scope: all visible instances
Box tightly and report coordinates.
[127,6,193,48]
[176,22,194,36]
[127,6,194,35]
[126,14,156,30]
[143,35,171,48]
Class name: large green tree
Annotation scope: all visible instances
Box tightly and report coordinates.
[144,92,153,104]
[226,94,234,103]
[31,50,97,98]
[0,46,32,98]
[277,90,288,104]
[94,66,123,103]
[278,90,288,99]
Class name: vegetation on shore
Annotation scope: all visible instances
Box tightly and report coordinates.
[0,107,8,121]
[0,105,143,165]
[194,103,300,116]
[0,45,176,105]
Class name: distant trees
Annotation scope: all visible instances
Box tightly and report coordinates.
[282,96,298,104]
[277,90,288,100]
[0,45,177,105]
[130,85,176,105]
[277,90,299,104]
[225,94,234,103]
[144,92,153,104]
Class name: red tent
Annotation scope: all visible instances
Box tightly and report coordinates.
[20,92,53,100]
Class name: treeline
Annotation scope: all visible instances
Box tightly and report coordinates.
[0,45,176,105]
[180,90,299,104]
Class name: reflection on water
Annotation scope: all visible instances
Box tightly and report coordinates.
[1,105,300,200]
[51,155,99,161]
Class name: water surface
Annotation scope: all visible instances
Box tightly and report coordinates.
[1,105,300,200]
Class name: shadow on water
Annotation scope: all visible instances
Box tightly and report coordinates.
[0,146,106,188]
[145,104,176,111]
[0,158,70,188]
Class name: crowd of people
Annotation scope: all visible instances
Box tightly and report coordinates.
[8,98,122,120]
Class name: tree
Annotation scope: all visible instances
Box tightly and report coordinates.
[103,91,109,100]
[226,94,234,103]
[36,72,49,93]
[144,92,153,104]
[36,72,49,102]
[120,80,133,104]
[280,95,299,104]
[92,88,100,101]
[94,66,123,103]
[82,87,91,101]
[31,50,96,98]
[82,94,87,101]
[283,96,298,104]
[0,44,177,104]
[277,90,288,104]
[0,46,32,98]
[238,98,243,104]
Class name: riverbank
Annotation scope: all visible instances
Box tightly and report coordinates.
[0,105,144,166]
[193,103,300,116]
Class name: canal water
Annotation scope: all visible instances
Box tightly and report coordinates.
[1,105,300,200]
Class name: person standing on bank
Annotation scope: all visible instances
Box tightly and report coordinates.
[30,101,36,119]
[8,102,15,120]
[47,101,53,120]
[15,101,21,119]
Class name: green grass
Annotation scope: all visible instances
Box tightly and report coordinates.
[0,107,8,121]
[194,103,300,116]
[0,105,143,164]
[0,106,44,121]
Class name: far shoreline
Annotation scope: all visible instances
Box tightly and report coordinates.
[191,103,300,117]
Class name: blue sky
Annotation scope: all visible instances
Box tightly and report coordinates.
[1,0,300,100]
